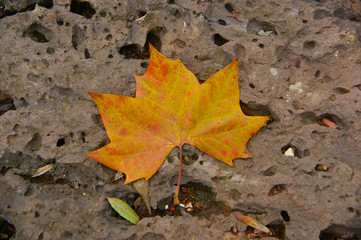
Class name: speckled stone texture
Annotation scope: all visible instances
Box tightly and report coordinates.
[0,0,361,239]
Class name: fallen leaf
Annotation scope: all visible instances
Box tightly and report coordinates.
[107,197,139,224]
[235,214,270,233]
[132,178,151,215]
[31,163,54,178]
[87,45,268,191]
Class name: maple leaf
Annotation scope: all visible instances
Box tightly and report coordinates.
[87,45,268,199]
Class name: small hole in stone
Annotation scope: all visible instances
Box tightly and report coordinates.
[280,210,290,222]
[0,91,16,116]
[70,0,96,19]
[72,25,85,50]
[119,27,165,60]
[56,19,64,26]
[138,11,147,18]
[315,70,321,77]
[268,184,286,196]
[173,10,181,18]
[140,62,148,68]
[46,47,55,54]
[316,113,343,129]
[247,193,254,199]
[315,164,328,171]
[281,144,301,158]
[108,54,113,58]
[224,3,234,13]
[38,0,54,9]
[23,23,52,43]
[56,138,65,147]
[302,19,308,23]
[249,83,255,89]
[0,217,16,238]
[333,87,350,94]
[213,33,229,46]
[100,10,106,17]
[263,165,278,176]
[304,40,316,49]
[218,19,226,25]
[84,48,91,59]
[252,38,258,42]
[347,207,354,212]
[319,224,361,239]
[143,27,166,56]
[261,22,277,35]
[105,34,112,41]
[168,0,175,4]
[118,44,142,59]
[199,161,204,165]
[295,59,301,68]
[1,167,9,176]
[259,44,264,49]
[239,100,273,124]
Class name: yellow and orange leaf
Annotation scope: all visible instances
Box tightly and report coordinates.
[87,45,268,184]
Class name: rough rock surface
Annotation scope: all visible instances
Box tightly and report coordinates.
[1,0,361,239]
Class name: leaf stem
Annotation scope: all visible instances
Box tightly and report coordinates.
[173,144,183,205]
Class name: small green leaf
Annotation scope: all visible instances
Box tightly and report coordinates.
[107,197,140,224]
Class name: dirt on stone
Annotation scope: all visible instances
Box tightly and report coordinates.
[1,0,361,239]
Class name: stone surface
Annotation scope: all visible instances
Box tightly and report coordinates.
[0,0,361,239]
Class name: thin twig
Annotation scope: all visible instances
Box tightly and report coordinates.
[227,10,242,22]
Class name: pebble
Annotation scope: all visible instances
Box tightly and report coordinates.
[321,118,337,129]
[315,164,328,171]
[283,148,294,157]
[269,67,278,76]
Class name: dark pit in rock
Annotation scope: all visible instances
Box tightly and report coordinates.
[150,182,231,219]
[23,23,53,43]
[70,0,96,19]
[0,216,16,240]
[213,33,229,46]
[319,224,361,239]
[0,91,16,116]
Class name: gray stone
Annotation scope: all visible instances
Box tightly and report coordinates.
[0,0,361,239]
